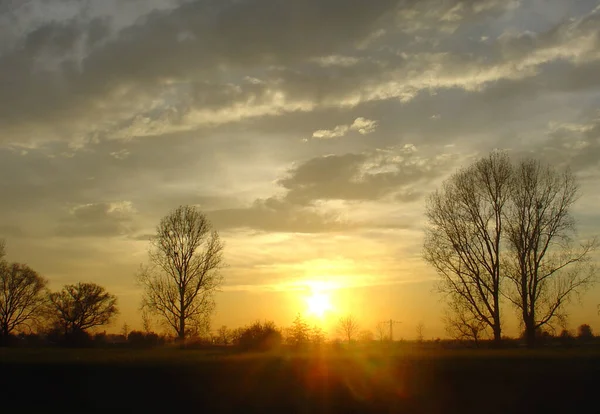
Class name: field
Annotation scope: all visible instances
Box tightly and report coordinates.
[1,347,598,413]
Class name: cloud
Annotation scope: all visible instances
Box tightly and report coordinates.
[279,145,455,205]
[55,201,138,237]
[536,112,600,172]
[311,117,378,139]
[351,117,379,135]
[110,149,130,160]
[208,197,354,233]
[0,0,399,146]
[205,144,460,233]
[2,0,599,152]
[311,55,361,67]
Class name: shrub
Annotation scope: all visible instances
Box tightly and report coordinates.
[236,321,282,352]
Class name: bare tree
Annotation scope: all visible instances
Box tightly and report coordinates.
[141,309,153,333]
[310,325,326,345]
[49,282,118,335]
[424,152,512,344]
[504,159,597,347]
[138,205,224,342]
[0,239,5,260]
[376,323,389,342]
[216,325,231,345]
[0,261,48,340]
[337,315,360,342]
[416,322,425,342]
[443,294,488,347]
[121,322,130,339]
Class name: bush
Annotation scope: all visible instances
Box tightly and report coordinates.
[577,324,594,341]
[236,321,282,352]
[559,329,574,348]
[127,331,165,348]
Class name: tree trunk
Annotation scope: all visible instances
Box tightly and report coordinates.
[0,324,8,346]
[178,315,185,343]
[492,293,502,346]
[178,287,186,344]
[492,324,502,345]
[524,317,536,348]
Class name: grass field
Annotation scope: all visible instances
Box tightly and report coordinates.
[1,347,598,413]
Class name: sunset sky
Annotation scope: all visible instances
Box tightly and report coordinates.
[1,0,599,339]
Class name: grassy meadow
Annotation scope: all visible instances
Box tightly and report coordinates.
[2,346,598,413]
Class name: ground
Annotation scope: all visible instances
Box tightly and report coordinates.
[1,347,597,413]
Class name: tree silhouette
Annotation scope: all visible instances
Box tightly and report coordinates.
[287,313,311,348]
[375,323,389,342]
[424,152,511,344]
[424,152,597,347]
[49,282,118,336]
[577,324,593,340]
[310,325,326,345]
[138,205,224,342]
[504,159,596,347]
[236,321,282,351]
[337,315,360,343]
[216,325,232,345]
[416,323,425,343]
[0,259,48,342]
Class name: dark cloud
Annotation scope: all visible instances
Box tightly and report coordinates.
[206,146,456,232]
[208,197,355,233]
[279,148,452,204]
[54,202,137,237]
[0,0,400,144]
[3,0,575,146]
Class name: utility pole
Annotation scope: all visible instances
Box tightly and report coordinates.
[379,319,402,341]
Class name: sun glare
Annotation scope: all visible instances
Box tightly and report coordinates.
[306,292,332,318]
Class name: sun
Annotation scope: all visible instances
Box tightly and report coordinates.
[305,292,332,318]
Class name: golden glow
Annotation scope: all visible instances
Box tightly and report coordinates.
[305,291,333,317]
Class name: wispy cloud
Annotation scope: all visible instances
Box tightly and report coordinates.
[311,117,378,139]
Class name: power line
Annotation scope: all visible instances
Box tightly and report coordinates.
[379,319,402,341]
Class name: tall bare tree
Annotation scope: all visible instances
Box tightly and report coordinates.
[49,282,118,335]
[0,261,48,340]
[337,315,360,342]
[138,205,224,342]
[424,152,512,344]
[504,159,596,347]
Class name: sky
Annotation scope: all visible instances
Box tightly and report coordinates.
[1,0,600,339]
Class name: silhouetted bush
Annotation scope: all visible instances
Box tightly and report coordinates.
[577,324,594,341]
[183,336,214,349]
[127,331,165,348]
[93,332,108,346]
[16,333,45,347]
[235,321,282,352]
[559,329,574,348]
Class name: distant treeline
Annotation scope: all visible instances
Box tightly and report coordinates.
[2,316,598,351]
